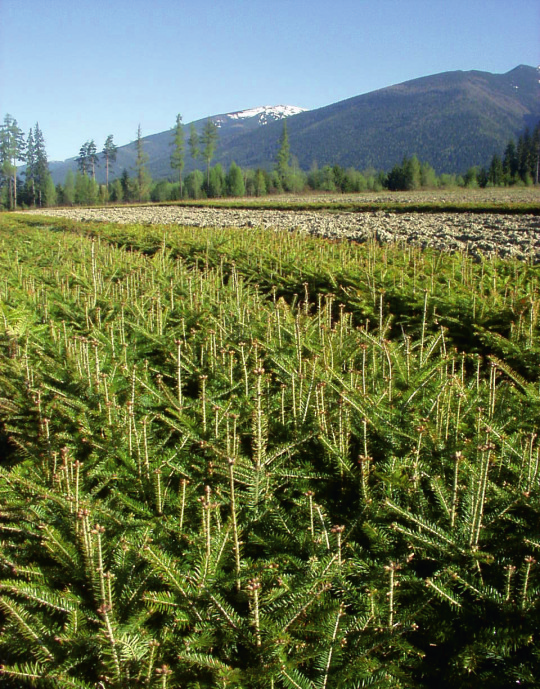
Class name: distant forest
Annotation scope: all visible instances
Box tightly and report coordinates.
[1,113,539,210]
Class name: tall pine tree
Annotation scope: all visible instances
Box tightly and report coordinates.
[188,123,199,164]
[24,126,36,206]
[135,125,150,203]
[87,140,98,180]
[77,141,90,176]
[0,114,25,209]
[102,135,117,188]
[77,140,99,179]
[276,120,290,185]
[33,124,52,206]
[533,123,540,185]
[503,140,518,183]
[201,119,218,186]
[170,114,185,198]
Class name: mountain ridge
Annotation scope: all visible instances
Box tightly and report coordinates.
[47,65,540,184]
[48,104,305,183]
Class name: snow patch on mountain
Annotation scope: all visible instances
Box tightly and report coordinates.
[213,105,306,127]
[229,105,307,120]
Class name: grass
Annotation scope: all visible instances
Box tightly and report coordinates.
[0,212,539,687]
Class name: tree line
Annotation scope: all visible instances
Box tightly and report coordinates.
[476,124,540,188]
[2,112,539,210]
[0,115,57,209]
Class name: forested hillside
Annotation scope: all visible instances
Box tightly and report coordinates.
[3,65,539,208]
[221,65,540,174]
[43,65,540,184]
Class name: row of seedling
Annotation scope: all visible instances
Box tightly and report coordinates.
[0,215,538,687]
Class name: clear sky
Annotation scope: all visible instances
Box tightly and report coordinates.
[1,0,538,162]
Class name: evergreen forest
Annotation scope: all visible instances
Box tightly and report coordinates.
[1,113,539,210]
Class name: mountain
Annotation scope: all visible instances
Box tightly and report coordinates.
[213,105,307,128]
[48,105,306,184]
[218,65,540,175]
[48,65,540,183]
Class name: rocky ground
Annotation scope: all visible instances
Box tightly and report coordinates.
[25,197,540,261]
[300,188,540,205]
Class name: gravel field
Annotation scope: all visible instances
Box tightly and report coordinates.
[25,202,540,261]
[296,188,540,205]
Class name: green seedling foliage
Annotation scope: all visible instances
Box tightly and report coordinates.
[0,213,539,686]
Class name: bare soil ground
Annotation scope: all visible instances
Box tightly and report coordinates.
[297,188,540,205]
[24,188,540,260]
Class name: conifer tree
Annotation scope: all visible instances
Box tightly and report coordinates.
[109,177,124,202]
[87,139,99,180]
[276,120,290,184]
[77,141,90,176]
[74,170,98,204]
[0,114,25,209]
[488,153,504,186]
[517,130,531,182]
[403,154,421,190]
[24,126,36,206]
[255,168,267,196]
[134,124,150,203]
[206,162,225,197]
[420,160,437,188]
[532,122,540,184]
[503,140,518,183]
[1,219,540,684]
[188,123,199,163]
[63,169,75,206]
[120,168,131,200]
[77,146,86,176]
[44,173,56,206]
[33,123,52,206]
[226,160,245,197]
[185,168,204,198]
[102,135,117,188]
[170,114,185,198]
[201,118,218,187]
[77,140,99,180]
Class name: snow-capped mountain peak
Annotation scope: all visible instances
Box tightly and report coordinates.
[213,105,306,128]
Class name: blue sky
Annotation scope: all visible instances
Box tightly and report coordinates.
[1,0,538,162]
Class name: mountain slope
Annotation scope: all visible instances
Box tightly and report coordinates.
[218,65,540,174]
[48,65,540,183]
[48,106,306,184]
